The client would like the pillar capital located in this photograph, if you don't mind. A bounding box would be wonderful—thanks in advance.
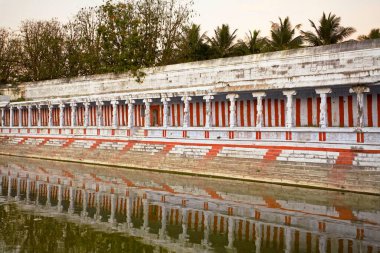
[161,97,171,103]
[226,93,239,101]
[110,99,119,105]
[16,105,23,110]
[283,90,297,96]
[70,101,77,107]
[349,86,370,94]
[59,103,65,109]
[203,95,214,101]
[252,92,266,98]
[143,98,153,104]
[83,101,91,107]
[181,96,192,102]
[95,100,104,106]
[315,88,332,94]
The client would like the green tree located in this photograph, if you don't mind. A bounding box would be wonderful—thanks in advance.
[267,17,303,51]
[64,7,102,77]
[235,29,266,55]
[177,24,210,62]
[0,29,22,84]
[302,12,356,46]
[20,19,66,81]
[208,24,238,58]
[358,28,380,40]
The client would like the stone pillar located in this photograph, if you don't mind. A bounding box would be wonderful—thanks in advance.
[143,99,152,127]
[9,106,13,127]
[111,99,119,128]
[252,92,266,128]
[48,104,53,127]
[161,97,171,127]
[227,216,235,249]
[27,105,32,127]
[203,95,214,128]
[37,104,41,127]
[59,103,65,127]
[83,101,90,127]
[319,235,327,253]
[17,106,22,127]
[0,107,4,127]
[127,99,135,128]
[35,181,40,205]
[159,205,167,239]
[142,199,149,230]
[95,192,101,222]
[70,102,77,127]
[96,100,104,127]
[316,88,332,128]
[350,86,370,128]
[227,94,239,127]
[0,176,2,196]
[283,90,297,128]
[181,96,192,128]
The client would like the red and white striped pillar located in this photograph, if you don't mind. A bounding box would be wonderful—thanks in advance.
[315,88,332,128]
[203,95,214,128]
[226,94,239,127]
[252,92,266,128]
[283,90,297,128]
[350,86,370,128]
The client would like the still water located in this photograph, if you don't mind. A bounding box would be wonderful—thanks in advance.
[0,155,379,253]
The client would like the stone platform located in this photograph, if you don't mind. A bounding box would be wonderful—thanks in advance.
[1,135,380,195]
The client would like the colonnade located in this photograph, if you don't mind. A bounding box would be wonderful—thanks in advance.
[0,86,373,129]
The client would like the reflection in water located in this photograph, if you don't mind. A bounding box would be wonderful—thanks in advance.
[0,155,380,253]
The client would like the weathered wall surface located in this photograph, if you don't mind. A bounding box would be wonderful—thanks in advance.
[1,40,380,101]
[1,135,380,194]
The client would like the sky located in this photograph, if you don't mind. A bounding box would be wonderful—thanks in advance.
[0,0,379,39]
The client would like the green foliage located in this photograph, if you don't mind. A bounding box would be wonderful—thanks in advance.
[358,28,380,41]
[208,24,238,58]
[235,29,266,55]
[267,17,303,51]
[302,12,356,46]
[177,24,211,62]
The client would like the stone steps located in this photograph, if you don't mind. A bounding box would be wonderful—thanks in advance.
[217,147,267,159]
[168,145,211,158]
[71,140,96,149]
[24,138,45,146]
[98,142,127,151]
[131,143,165,153]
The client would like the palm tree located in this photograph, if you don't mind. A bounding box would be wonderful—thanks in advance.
[267,17,303,51]
[358,28,380,40]
[208,24,238,58]
[235,29,266,55]
[302,12,356,46]
[177,24,210,62]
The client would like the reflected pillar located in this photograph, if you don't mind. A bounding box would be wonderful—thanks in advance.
[68,187,74,214]
[95,192,101,221]
[81,189,88,218]
[35,181,40,205]
[109,194,116,224]
[227,216,235,249]
[46,183,51,207]
[255,223,262,253]
[142,199,149,231]
[15,177,21,200]
[126,196,132,228]
[57,184,63,212]
[202,211,211,246]
[159,205,167,239]
[285,227,293,253]
[319,235,327,253]
[7,176,12,198]
[179,209,189,242]
[26,178,30,203]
